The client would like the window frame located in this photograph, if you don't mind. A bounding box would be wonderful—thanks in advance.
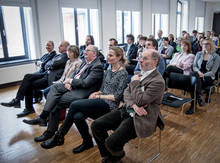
[176,0,183,37]
[0,6,29,62]
[116,10,141,44]
[62,7,97,47]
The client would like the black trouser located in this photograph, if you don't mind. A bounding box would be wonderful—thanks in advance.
[55,99,110,143]
[163,65,183,80]
[91,110,137,158]
[191,72,214,97]
[16,73,48,109]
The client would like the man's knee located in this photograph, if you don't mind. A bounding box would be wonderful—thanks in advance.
[91,119,101,133]
[73,112,85,122]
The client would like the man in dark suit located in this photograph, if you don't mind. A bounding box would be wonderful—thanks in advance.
[33,41,57,103]
[1,41,69,117]
[23,45,104,142]
[91,49,165,163]
[124,34,138,75]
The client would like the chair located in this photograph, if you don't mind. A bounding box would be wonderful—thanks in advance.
[129,116,163,162]
[162,72,197,135]
[203,66,220,111]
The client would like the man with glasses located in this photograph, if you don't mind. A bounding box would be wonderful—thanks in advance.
[23,45,104,135]
[134,38,165,76]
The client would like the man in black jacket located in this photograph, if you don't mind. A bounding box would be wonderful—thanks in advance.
[123,34,138,75]
[23,45,104,143]
[33,41,56,103]
[1,41,69,117]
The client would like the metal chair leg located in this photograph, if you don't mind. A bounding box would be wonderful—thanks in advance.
[148,129,161,163]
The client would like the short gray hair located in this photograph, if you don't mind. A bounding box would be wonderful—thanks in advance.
[47,41,54,47]
[90,45,99,56]
[151,50,160,66]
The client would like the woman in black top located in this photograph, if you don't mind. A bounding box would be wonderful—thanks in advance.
[39,46,128,153]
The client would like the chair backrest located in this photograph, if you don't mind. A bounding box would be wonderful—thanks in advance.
[168,72,196,92]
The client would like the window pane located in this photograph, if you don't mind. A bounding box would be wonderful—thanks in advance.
[2,6,25,57]
[132,11,141,41]
[62,8,76,45]
[195,17,204,33]
[116,10,122,44]
[177,1,182,12]
[182,1,188,31]
[0,33,3,58]
[90,9,99,48]
[24,7,36,59]
[155,14,160,39]
[124,11,131,42]
[161,14,168,37]
[177,14,181,37]
[77,8,88,46]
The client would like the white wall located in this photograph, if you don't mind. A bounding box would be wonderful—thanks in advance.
[36,0,63,54]
[0,63,36,85]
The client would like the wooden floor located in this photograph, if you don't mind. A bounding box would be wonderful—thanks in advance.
[0,86,220,163]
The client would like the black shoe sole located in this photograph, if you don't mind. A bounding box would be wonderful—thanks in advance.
[17,110,35,118]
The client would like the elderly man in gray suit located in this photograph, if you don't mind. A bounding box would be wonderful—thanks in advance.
[23,45,103,139]
[91,49,165,163]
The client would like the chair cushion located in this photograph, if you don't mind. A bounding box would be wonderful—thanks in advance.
[162,92,191,108]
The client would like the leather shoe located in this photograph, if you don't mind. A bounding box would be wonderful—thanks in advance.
[1,98,21,108]
[72,141,94,154]
[41,132,64,149]
[23,117,47,126]
[34,130,54,142]
[16,108,35,117]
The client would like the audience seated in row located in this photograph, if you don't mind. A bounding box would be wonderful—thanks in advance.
[1,41,69,117]
[38,46,128,154]
[22,45,103,128]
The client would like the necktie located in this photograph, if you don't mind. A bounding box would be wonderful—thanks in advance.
[74,63,88,79]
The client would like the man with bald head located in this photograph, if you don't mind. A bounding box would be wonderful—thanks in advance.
[91,49,165,162]
[23,45,104,142]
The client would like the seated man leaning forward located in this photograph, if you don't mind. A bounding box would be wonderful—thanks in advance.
[91,49,165,163]
[23,45,104,126]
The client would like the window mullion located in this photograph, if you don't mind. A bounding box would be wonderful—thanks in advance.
[20,7,28,58]
[122,11,124,44]
[74,8,79,46]
[87,8,91,35]
[0,6,9,60]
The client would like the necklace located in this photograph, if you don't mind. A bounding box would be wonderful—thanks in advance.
[112,65,121,72]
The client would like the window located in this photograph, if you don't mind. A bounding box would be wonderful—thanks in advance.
[152,14,168,38]
[176,0,188,37]
[0,6,35,62]
[176,0,182,37]
[116,10,141,44]
[62,8,99,48]
[195,17,204,33]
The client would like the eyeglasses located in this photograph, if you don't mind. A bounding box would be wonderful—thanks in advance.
[84,49,95,52]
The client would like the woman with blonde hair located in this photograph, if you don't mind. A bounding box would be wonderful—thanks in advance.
[186,39,220,114]
[39,46,128,153]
